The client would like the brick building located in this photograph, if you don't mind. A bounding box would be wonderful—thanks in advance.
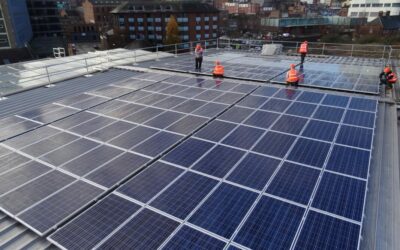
[111,2,219,45]
[224,2,261,15]
[82,0,123,31]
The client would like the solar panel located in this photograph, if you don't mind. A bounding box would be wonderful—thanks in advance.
[222,125,264,150]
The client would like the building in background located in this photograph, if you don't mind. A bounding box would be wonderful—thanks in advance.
[348,0,400,21]
[111,1,219,46]
[0,0,32,49]
[82,0,123,32]
[26,0,64,37]
[224,2,261,15]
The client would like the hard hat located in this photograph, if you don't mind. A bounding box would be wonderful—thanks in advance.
[196,43,201,49]
[304,40,308,43]
[384,67,391,73]
[290,64,295,68]
[215,60,220,65]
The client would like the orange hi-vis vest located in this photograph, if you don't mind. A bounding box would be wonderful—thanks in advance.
[213,65,224,76]
[299,43,308,53]
[387,72,397,83]
[286,69,299,82]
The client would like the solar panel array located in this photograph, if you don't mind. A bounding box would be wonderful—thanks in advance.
[152,56,381,94]
[0,71,374,249]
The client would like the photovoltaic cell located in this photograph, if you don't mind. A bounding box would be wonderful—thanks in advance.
[222,125,264,150]
[296,91,324,104]
[273,88,301,100]
[69,116,115,136]
[326,145,370,179]
[312,172,366,221]
[117,162,183,203]
[260,98,292,112]
[0,161,51,194]
[285,102,317,117]
[153,96,188,109]
[4,126,59,149]
[194,120,237,142]
[234,196,304,249]
[192,145,245,178]
[322,94,349,108]
[301,120,339,142]
[295,211,360,250]
[192,102,228,118]
[266,162,320,204]
[237,95,268,108]
[271,115,308,135]
[132,132,183,157]
[61,145,123,176]
[0,152,31,174]
[163,225,226,250]
[343,110,375,128]
[109,126,158,149]
[172,100,207,113]
[124,107,165,124]
[49,194,141,249]
[162,138,214,167]
[313,106,344,123]
[336,125,373,149]
[87,121,136,142]
[287,138,331,168]
[144,111,185,129]
[166,115,208,135]
[189,183,258,238]
[253,131,296,158]
[18,181,103,234]
[0,171,75,215]
[86,153,150,188]
[230,84,257,94]
[244,110,280,129]
[253,86,279,97]
[349,98,377,112]
[218,107,254,123]
[227,153,280,190]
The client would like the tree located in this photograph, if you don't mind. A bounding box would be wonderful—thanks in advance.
[165,15,180,45]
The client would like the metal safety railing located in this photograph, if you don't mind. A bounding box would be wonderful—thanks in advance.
[0,38,395,97]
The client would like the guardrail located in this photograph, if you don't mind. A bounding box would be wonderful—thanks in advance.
[0,38,395,98]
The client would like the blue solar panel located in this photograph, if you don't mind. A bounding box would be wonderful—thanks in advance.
[172,100,208,113]
[313,106,344,122]
[18,181,103,234]
[237,95,268,108]
[343,110,375,128]
[349,97,377,112]
[253,86,279,97]
[231,84,257,93]
[234,196,304,249]
[98,209,179,249]
[88,121,135,142]
[150,172,218,219]
[266,162,320,204]
[61,145,123,176]
[227,153,280,190]
[194,120,237,142]
[153,96,188,109]
[271,115,308,135]
[336,125,373,149]
[192,145,245,178]
[52,112,97,129]
[312,172,366,221]
[285,102,317,117]
[322,94,349,108]
[222,125,264,150]
[162,138,214,167]
[253,131,296,158]
[192,103,228,118]
[117,162,183,203]
[273,88,301,100]
[0,152,31,174]
[213,92,244,105]
[301,120,339,142]
[326,145,370,179]
[163,225,226,250]
[194,90,223,101]
[132,132,183,157]
[218,107,254,123]
[69,116,115,135]
[49,194,141,249]
[297,92,324,104]
[166,115,208,135]
[109,126,158,149]
[21,133,78,157]
[124,107,165,123]
[86,153,150,188]
[189,183,257,238]
[295,211,360,250]
[144,111,185,129]
[260,98,292,112]
[287,138,331,168]
[244,110,280,129]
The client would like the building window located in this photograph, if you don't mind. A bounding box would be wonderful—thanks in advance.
[129,35,135,40]
[148,26,154,31]
[165,17,170,22]
[366,4,371,7]
[156,26,162,31]
[128,18,134,23]
[156,35,162,40]
[360,4,366,7]
[129,26,135,31]
[196,17,201,22]
[138,26,144,31]
[350,12,358,16]
[179,26,188,31]
[204,16,209,21]
[212,16,218,21]
[118,17,124,22]
[358,12,368,17]
[205,25,209,30]
[393,3,400,7]
[196,25,201,31]
[177,17,188,22]
[155,18,161,22]
[369,12,379,17]
[205,34,209,39]
[352,4,359,7]
[371,3,383,7]
[196,34,201,40]
[212,25,217,30]
[147,18,154,22]
[213,33,217,38]
[137,18,143,23]
[148,34,155,39]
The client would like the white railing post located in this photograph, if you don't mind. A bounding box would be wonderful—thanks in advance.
[156,46,160,61]
[350,44,354,57]
[133,50,138,65]
[45,66,51,83]
[295,42,299,54]
[205,41,207,51]
[228,38,231,49]
[85,58,89,73]
[382,46,386,59]
[322,43,325,55]
[190,42,193,54]
[216,38,219,50]
[174,44,178,57]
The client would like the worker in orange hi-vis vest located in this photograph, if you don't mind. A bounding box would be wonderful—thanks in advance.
[299,41,308,64]
[213,61,224,77]
[286,64,299,86]
[379,66,398,89]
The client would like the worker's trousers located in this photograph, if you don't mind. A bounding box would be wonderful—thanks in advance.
[195,57,203,69]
